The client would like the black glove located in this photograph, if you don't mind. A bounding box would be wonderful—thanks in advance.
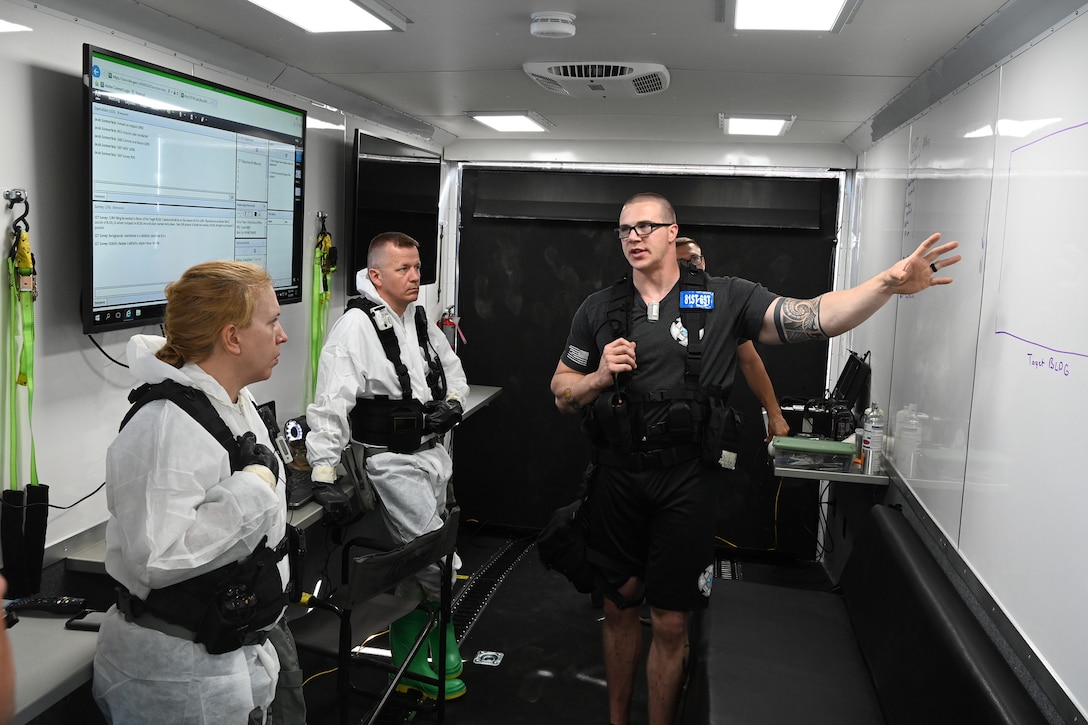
[423,399,463,435]
[311,478,354,525]
[237,431,280,484]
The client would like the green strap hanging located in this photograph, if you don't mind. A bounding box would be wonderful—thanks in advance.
[308,214,336,404]
[7,227,38,490]
[3,200,48,598]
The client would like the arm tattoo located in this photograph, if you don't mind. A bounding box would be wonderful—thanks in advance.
[774,296,826,343]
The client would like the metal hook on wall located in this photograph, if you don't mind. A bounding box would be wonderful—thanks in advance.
[5,188,29,233]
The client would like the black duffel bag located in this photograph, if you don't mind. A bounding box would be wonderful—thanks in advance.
[537,496,596,593]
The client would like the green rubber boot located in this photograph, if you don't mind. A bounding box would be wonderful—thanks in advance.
[426,613,464,679]
[389,608,467,701]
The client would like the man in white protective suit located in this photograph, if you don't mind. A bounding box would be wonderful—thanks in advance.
[93,261,299,724]
[306,231,469,701]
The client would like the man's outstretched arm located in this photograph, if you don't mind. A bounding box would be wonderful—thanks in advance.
[758,232,961,344]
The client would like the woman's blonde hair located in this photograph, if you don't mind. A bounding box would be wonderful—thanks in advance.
[156,261,272,368]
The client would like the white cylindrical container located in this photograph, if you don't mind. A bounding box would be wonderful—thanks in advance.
[898,404,922,477]
[862,403,885,475]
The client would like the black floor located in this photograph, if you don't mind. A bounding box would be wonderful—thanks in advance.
[298,525,832,725]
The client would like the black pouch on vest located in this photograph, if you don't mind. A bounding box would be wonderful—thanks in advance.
[589,392,634,453]
[387,405,425,453]
[701,401,743,470]
[192,538,288,654]
[665,401,697,441]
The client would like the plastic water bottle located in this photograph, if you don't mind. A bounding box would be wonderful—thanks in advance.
[893,405,908,456]
[862,403,885,475]
[898,404,922,477]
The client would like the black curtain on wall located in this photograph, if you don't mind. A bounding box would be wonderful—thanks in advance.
[451,169,838,558]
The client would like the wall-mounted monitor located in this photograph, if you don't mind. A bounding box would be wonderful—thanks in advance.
[82,44,306,333]
[348,130,440,295]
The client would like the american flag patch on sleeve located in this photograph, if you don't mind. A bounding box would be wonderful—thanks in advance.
[566,345,590,367]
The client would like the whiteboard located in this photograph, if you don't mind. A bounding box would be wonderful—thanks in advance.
[962,16,1088,714]
[860,10,1088,716]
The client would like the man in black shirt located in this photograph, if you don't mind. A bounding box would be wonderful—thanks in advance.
[550,192,960,725]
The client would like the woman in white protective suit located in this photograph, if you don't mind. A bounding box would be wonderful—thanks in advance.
[92,261,297,724]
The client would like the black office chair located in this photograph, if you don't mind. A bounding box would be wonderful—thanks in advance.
[289,507,460,725]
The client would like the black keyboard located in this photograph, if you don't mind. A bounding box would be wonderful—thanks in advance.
[287,468,313,508]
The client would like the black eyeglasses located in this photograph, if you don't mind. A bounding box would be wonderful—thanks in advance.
[681,254,704,266]
[615,222,673,239]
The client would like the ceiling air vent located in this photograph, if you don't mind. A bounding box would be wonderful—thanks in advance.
[523,62,670,99]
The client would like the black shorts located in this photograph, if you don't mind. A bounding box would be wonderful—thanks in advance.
[586,458,721,612]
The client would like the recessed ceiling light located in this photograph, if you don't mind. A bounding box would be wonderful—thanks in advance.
[469,112,553,133]
[725,0,862,32]
[244,0,407,32]
[719,113,796,136]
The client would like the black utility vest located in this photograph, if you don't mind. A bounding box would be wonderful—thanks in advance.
[345,297,448,450]
[585,267,726,460]
[118,380,289,654]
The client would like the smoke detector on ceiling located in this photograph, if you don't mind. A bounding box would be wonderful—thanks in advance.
[523,62,670,98]
[530,12,576,38]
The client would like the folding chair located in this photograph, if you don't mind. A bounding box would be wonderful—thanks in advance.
[289,507,460,725]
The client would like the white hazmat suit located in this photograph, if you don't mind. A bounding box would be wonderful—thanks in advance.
[306,271,468,595]
[93,335,288,724]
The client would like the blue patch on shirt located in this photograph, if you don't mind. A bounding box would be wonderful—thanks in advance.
[679,290,715,310]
